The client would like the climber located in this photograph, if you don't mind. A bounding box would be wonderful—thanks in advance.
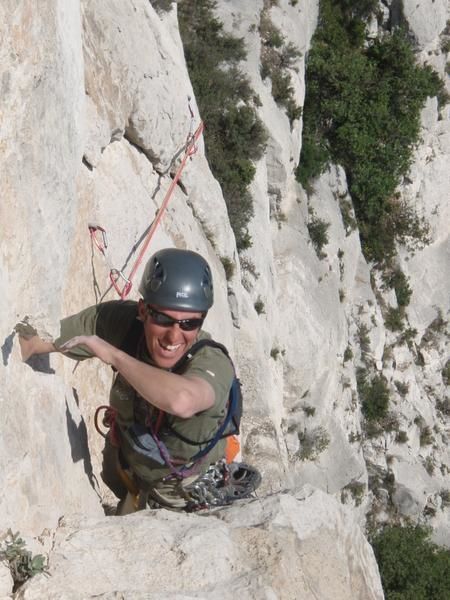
[18,248,260,513]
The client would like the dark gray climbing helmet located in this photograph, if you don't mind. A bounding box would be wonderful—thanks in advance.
[139,248,213,312]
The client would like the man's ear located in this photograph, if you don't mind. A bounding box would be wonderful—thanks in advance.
[137,299,147,321]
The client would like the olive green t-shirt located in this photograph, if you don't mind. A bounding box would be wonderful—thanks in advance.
[55,301,234,479]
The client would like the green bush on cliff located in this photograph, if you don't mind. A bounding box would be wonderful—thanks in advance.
[178,0,267,250]
[371,525,450,599]
[296,0,443,263]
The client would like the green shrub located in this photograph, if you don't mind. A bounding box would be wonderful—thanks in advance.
[150,0,173,12]
[0,530,48,589]
[357,323,371,355]
[296,0,443,263]
[420,425,434,446]
[302,405,316,417]
[442,360,450,385]
[178,0,267,250]
[436,398,450,416]
[397,327,418,347]
[441,37,450,53]
[270,346,280,360]
[382,268,412,307]
[395,430,408,444]
[424,456,435,476]
[394,380,409,397]
[259,10,302,125]
[371,525,450,600]
[297,426,330,460]
[385,306,405,332]
[220,256,235,280]
[343,345,353,362]
[254,297,265,315]
[342,480,365,506]
[357,370,390,421]
[307,213,330,257]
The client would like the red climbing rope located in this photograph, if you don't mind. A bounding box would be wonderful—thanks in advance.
[110,119,205,299]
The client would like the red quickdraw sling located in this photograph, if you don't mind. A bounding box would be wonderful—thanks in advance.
[89,104,204,300]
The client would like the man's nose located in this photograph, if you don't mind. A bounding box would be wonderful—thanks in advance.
[165,323,182,338]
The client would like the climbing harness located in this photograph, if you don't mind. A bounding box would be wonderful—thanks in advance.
[89,101,204,300]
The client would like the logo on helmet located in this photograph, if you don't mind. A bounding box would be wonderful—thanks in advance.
[176,291,189,298]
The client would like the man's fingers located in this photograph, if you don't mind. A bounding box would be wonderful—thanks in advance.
[59,337,83,351]
[14,320,38,340]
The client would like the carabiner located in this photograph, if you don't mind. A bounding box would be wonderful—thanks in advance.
[110,268,132,299]
[88,224,108,256]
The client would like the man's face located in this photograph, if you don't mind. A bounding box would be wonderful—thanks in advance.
[138,300,203,369]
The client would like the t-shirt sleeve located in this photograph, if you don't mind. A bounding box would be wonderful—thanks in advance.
[54,301,136,361]
[183,345,235,412]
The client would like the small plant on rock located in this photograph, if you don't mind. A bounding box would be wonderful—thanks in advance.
[220,256,235,280]
[270,346,280,360]
[357,370,390,422]
[297,426,330,461]
[342,480,365,506]
[395,430,408,444]
[307,212,330,258]
[357,323,371,357]
[420,425,434,447]
[442,360,450,385]
[0,530,48,589]
[394,380,409,397]
[384,306,405,332]
[302,405,316,417]
[382,267,412,307]
[254,297,266,315]
[343,345,353,362]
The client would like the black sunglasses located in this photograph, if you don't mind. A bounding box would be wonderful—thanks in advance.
[146,306,204,332]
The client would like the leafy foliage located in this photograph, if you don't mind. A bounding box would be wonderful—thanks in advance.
[371,525,450,599]
[259,11,303,124]
[297,426,330,460]
[296,0,443,263]
[307,212,330,258]
[382,268,412,307]
[357,368,390,421]
[178,0,267,249]
[0,530,48,588]
[254,297,266,315]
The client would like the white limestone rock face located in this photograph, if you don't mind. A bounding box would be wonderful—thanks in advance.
[0,1,104,535]
[0,0,84,334]
[1,0,236,535]
[0,560,13,599]
[378,95,450,543]
[402,0,448,49]
[81,0,195,170]
[17,488,383,600]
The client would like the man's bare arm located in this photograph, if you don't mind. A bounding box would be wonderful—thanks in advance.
[19,336,57,362]
[60,335,215,418]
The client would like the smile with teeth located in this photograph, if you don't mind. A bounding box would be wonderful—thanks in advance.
[159,340,182,352]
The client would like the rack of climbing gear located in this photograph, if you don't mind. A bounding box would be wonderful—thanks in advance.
[89,100,204,300]
[184,460,262,511]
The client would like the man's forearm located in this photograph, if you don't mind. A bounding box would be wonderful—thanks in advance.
[19,336,57,362]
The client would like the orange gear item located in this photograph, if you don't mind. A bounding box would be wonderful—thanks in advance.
[225,435,240,464]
